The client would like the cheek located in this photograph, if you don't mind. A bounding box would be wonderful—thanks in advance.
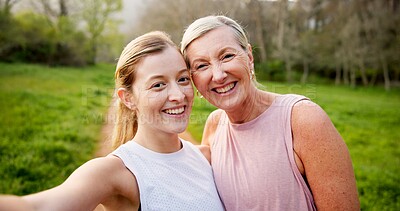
[192,73,209,91]
[183,86,194,101]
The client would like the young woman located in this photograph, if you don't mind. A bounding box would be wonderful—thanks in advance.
[0,31,224,211]
[181,15,360,210]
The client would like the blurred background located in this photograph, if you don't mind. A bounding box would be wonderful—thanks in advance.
[1,0,399,87]
[0,0,399,210]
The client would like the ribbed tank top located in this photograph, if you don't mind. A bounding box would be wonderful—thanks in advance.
[112,139,224,211]
[211,94,316,210]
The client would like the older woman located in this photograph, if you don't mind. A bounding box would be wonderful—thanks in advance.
[181,15,360,211]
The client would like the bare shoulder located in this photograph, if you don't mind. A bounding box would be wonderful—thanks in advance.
[291,99,344,164]
[65,156,138,198]
[291,100,345,150]
[201,109,224,146]
[291,100,329,132]
[291,100,360,210]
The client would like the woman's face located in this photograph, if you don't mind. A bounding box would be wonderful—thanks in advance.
[185,26,254,111]
[132,46,193,135]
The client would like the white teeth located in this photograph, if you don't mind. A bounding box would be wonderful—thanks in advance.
[215,83,234,93]
[164,107,185,115]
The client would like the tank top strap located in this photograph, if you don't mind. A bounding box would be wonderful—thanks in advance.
[280,94,316,209]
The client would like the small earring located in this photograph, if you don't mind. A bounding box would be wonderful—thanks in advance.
[196,90,203,99]
[249,68,255,80]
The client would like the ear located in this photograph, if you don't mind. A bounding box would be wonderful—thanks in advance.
[246,44,254,68]
[117,88,135,110]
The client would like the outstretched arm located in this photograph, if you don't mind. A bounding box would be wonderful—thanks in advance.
[0,195,33,211]
[0,156,137,211]
[292,101,360,211]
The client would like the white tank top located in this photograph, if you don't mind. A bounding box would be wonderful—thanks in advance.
[112,139,224,211]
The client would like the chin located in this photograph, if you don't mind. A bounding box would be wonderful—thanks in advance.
[212,98,242,111]
[169,127,187,135]
[167,122,189,134]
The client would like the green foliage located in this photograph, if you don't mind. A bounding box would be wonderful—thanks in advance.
[188,96,216,142]
[188,81,400,210]
[0,0,123,66]
[255,60,286,82]
[81,0,123,65]
[0,12,90,66]
[0,63,114,194]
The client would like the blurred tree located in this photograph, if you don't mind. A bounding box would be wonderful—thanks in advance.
[361,0,398,90]
[248,0,267,62]
[2,0,398,86]
[0,0,19,14]
[81,0,122,65]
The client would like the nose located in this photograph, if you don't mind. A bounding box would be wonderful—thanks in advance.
[211,64,227,83]
[168,83,185,102]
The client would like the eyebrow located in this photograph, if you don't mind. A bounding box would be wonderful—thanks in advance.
[190,46,237,64]
[147,68,189,81]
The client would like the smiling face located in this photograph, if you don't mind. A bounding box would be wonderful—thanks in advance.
[131,46,193,135]
[185,26,254,112]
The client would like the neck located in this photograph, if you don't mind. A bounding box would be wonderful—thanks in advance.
[225,89,276,124]
[133,127,182,153]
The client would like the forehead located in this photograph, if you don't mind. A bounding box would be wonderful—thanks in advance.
[135,46,187,81]
[186,26,240,57]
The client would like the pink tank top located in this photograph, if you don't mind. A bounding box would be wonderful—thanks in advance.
[211,94,316,210]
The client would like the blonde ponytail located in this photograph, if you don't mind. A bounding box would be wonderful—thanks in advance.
[111,101,138,150]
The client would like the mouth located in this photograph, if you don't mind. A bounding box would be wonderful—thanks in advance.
[162,106,186,115]
[212,82,236,94]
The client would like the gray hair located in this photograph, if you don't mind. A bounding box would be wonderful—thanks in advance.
[180,15,249,66]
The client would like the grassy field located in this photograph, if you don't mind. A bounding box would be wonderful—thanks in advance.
[0,63,399,210]
[0,63,114,194]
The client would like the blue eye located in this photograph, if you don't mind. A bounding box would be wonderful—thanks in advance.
[178,76,191,83]
[151,82,165,89]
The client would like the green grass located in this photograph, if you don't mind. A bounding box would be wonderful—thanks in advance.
[188,82,400,210]
[0,63,399,210]
[0,62,114,194]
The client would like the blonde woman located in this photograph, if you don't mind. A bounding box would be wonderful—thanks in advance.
[181,15,360,211]
[0,31,224,211]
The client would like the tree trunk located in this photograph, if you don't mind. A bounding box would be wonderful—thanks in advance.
[350,64,356,88]
[301,58,309,84]
[358,58,369,86]
[343,60,349,85]
[285,56,292,83]
[249,0,267,62]
[59,0,68,17]
[277,0,288,53]
[90,38,97,65]
[380,54,391,91]
[335,61,341,85]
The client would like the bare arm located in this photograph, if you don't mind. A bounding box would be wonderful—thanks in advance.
[0,195,34,211]
[0,156,138,211]
[292,101,360,211]
[201,109,223,147]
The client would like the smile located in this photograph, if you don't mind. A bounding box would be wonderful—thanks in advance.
[213,82,236,94]
[163,106,185,115]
